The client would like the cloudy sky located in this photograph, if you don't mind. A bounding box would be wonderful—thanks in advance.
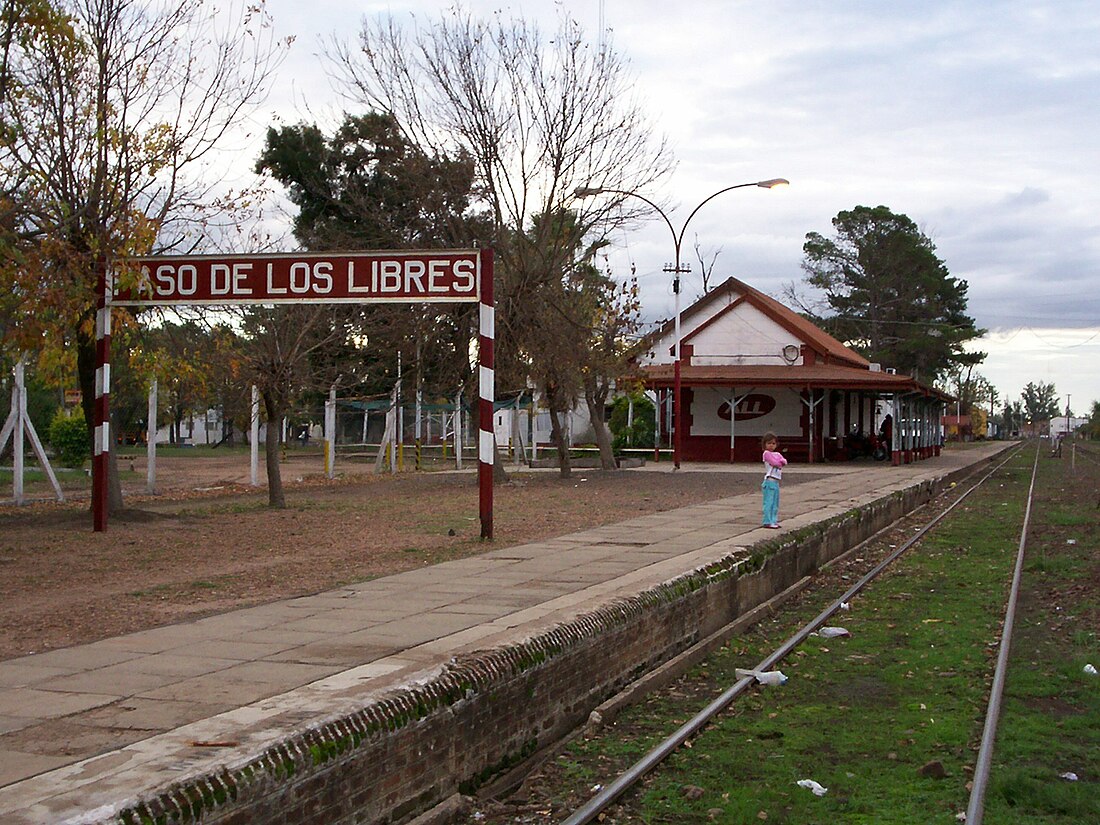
[237,0,1100,414]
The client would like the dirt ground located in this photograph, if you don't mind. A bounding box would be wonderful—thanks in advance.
[0,451,771,661]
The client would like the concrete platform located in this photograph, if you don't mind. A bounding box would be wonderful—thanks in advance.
[0,445,1010,824]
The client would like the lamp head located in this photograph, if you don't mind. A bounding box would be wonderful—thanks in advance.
[756,178,790,189]
[573,186,604,198]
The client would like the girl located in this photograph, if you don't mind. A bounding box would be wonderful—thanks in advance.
[761,432,787,528]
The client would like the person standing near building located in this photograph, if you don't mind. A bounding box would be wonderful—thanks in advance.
[761,432,787,529]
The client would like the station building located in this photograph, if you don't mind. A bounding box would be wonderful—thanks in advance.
[637,277,950,464]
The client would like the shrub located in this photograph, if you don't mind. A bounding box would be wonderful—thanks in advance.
[48,410,90,469]
[609,394,656,452]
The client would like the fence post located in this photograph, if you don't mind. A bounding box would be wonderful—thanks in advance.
[415,385,423,471]
[147,379,157,493]
[250,385,260,486]
[455,389,463,470]
[325,385,336,479]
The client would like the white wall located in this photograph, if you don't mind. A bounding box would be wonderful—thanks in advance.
[689,303,801,367]
[690,388,803,437]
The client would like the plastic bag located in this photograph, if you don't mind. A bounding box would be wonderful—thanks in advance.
[736,668,788,686]
[797,779,828,796]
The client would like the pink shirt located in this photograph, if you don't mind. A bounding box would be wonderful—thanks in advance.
[763,449,787,481]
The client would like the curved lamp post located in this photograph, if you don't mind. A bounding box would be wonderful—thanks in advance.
[575,178,789,468]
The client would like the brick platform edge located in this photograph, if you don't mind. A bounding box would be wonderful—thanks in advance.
[101,463,982,825]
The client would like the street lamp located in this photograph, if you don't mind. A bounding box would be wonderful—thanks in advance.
[574,178,789,468]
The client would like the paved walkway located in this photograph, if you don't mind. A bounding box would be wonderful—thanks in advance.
[0,445,1008,823]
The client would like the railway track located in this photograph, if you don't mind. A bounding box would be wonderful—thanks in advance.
[458,442,1098,824]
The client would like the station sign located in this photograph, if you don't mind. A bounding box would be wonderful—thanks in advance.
[109,250,482,306]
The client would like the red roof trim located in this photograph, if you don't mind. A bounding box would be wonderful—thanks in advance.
[658,276,870,371]
[640,362,952,400]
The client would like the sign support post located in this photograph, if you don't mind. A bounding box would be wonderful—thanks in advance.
[478,247,494,539]
[93,263,112,531]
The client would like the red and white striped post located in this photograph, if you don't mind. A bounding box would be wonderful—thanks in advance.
[93,262,112,532]
[478,247,494,539]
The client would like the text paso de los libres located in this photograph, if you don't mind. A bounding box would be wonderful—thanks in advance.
[111,251,482,305]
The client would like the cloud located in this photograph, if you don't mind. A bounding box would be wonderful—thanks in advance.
[252,0,1100,407]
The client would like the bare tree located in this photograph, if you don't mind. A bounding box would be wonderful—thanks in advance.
[327,7,672,475]
[693,235,723,296]
[237,304,361,508]
[1,0,287,512]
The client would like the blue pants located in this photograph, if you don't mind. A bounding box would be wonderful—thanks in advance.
[762,479,780,525]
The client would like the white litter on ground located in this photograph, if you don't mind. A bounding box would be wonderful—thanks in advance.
[797,779,828,796]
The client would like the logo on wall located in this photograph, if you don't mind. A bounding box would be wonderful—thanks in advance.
[717,393,776,421]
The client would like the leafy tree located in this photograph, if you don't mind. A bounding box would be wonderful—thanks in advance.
[1020,381,1060,425]
[255,112,486,402]
[1001,400,1025,437]
[800,205,984,382]
[140,321,222,444]
[1086,400,1100,440]
[939,366,997,419]
[1,0,285,513]
[256,112,482,252]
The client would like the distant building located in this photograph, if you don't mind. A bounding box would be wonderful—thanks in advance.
[1049,416,1088,438]
[943,414,973,441]
[637,277,951,464]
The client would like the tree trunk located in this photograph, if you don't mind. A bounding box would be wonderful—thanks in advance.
[262,389,286,508]
[546,393,571,478]
[585,385,617,470]
[492,435,509,483]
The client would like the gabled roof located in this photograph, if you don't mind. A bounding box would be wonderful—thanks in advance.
[657,276,870,370]
[643,276,952,401]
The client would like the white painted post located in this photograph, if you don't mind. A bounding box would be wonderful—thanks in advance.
[892,395,902,463]
[1,358,63,502]
[325,385,336,479]
[415,384,423,471]
[513,395,522,468]
[13,359,25,504]
[20,398,63,502]
[0,379,17,470]
[529,394,536,461]
[396,351,403,471]
[389,400,398,475]
[373,391,396,474]
[250,385,259,486]
[147,379,157,494]
[654,390,661,460]
[361,409,369,446]
[729,391,736,462]
[454,390,463,470]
